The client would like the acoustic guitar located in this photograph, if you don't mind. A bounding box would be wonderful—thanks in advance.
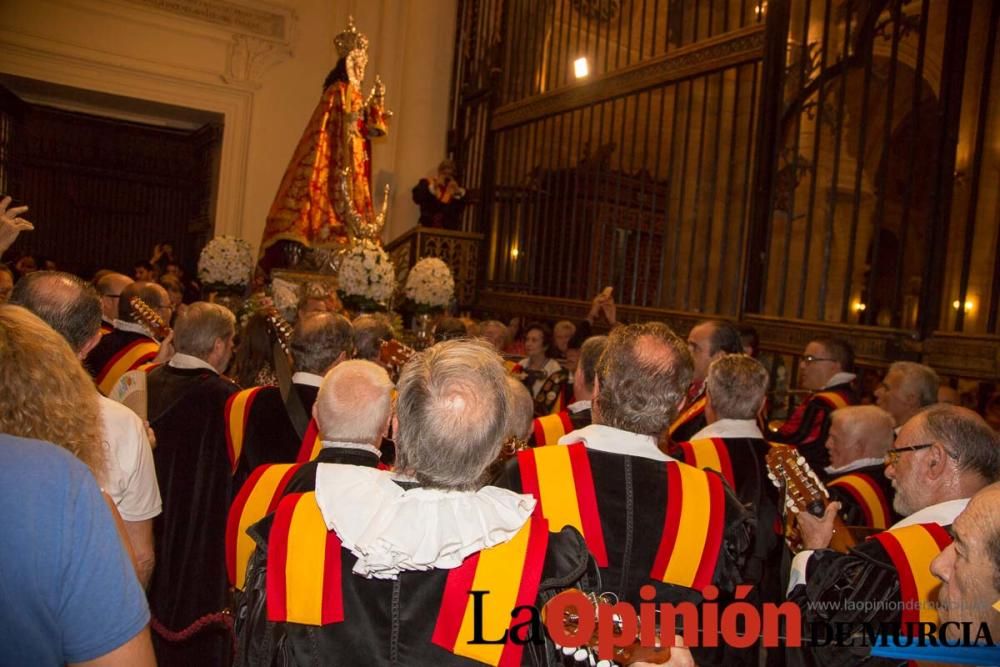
[765,446,858,554]
[129,296,171,341]
[542,589,673,665]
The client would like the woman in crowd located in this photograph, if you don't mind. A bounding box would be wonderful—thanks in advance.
[517,321,562,402]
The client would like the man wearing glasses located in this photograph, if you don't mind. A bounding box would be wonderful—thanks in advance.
[770,337,858,473]
[786,405,1000,665]
[95,272,133,336]
[86,281,171,395]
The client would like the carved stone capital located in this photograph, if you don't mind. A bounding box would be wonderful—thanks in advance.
[223,33,293,87]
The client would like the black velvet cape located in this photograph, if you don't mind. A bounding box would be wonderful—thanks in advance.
[147,364,239,666]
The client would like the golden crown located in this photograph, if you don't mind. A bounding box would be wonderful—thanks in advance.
[334,16,369,59]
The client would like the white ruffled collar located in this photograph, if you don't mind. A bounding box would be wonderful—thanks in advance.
[314,464,536,579]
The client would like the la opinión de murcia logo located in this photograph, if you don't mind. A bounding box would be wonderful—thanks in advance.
[464,585,997,662]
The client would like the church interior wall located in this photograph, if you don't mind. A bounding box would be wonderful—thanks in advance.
[0,0,457,260]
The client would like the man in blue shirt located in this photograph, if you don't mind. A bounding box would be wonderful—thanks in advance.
[0,434,154,666]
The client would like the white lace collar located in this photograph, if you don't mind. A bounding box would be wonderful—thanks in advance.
[314,465,535,579]
[567,399,591,414]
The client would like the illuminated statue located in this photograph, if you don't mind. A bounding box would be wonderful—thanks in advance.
[258,17,391,273]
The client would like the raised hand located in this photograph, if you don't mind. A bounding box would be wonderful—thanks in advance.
[0,196,34,255]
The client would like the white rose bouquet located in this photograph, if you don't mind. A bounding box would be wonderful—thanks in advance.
[404,257,455,313]
[337,239,396,312]
[198,236,254,294]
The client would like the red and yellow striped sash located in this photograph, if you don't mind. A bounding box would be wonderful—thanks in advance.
[224,387,266,473]
[432,515,549,666]
[226,462,304,589]
[828,473,891,529]
[96,339,159,395]
[871,523,952,632]
[517,443,608,566]
[650,462,726,592]
[296,418,322,463]
[669,393,707,437]
[677,438,735,489]
[814,390,851,411]
[266,492,344,625]
[532,411,574,447]
[548,388,566,415]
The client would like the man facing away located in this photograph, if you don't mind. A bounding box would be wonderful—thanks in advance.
[676,353,782,603]
[237,340,598,665]
[226,312,354,479]
[146,302,238,667]
[87,280,172,395]
[497,322,755,666]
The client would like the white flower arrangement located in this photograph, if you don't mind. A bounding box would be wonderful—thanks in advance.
[404,257,455,310]
[337,239,396,308]
[198,236,255,293]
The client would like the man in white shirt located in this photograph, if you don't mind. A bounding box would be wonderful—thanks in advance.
[10,271,162,587]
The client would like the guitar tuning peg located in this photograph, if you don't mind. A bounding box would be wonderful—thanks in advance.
[563,646,576,656]
[596,661,613,667]
[796,456,806,465]
[573,648,590,661]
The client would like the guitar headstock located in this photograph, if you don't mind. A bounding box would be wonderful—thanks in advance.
[263,308,293,357]
[766,446,829,518]
[379,338,415,369]
[542,589,672,665]
[129,296,171,340]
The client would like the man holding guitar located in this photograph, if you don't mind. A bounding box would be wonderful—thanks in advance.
[786,405,1000,666]
[87,281,173,395]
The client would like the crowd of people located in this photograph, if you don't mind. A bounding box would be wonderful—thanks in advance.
[1,196,1000,667]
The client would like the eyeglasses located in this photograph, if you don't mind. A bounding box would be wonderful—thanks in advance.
[884,443,933,466]
[801,354,837,364]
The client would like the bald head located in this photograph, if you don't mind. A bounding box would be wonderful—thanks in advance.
[826,405,895,469]
[96,272,133,320]
[314,360,393,445]
[10,271,102,354]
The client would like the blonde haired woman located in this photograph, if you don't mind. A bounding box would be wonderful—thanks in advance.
[0,304,106,478]
[0,305,140,572]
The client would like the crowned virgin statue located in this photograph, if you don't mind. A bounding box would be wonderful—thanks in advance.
[258,17,391,274]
